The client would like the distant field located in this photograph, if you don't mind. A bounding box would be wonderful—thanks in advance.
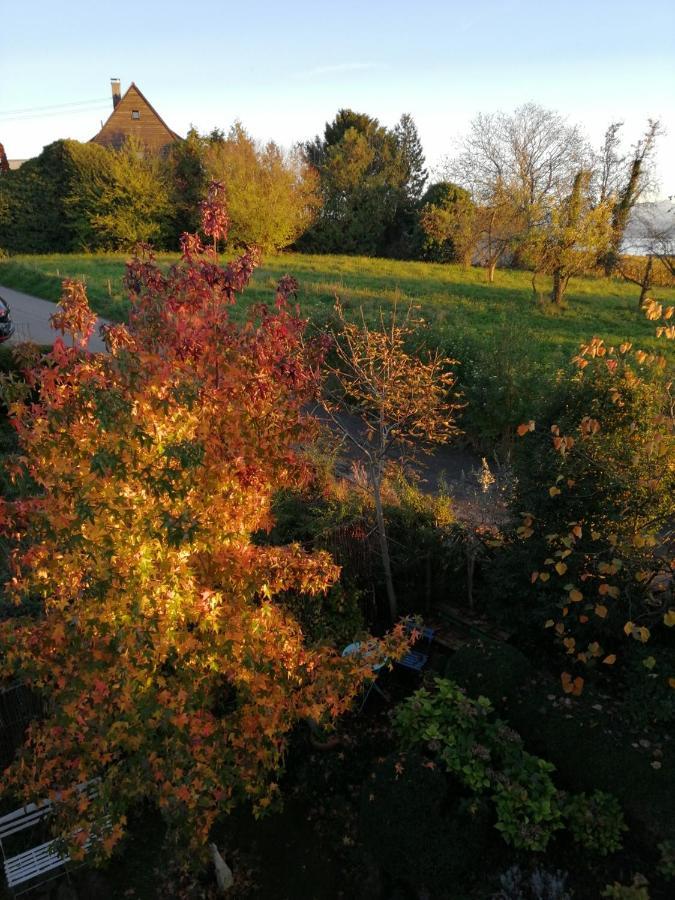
[0,251,673,372]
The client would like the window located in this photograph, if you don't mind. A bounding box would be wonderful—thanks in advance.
[131,110,140,120]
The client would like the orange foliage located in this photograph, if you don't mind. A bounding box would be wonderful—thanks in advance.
[0,197,409,857]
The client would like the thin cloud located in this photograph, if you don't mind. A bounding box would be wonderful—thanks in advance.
[291,62,384,80]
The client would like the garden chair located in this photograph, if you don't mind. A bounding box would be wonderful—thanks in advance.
[396,623,436,674]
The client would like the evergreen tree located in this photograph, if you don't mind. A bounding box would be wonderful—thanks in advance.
[300,109,424,257]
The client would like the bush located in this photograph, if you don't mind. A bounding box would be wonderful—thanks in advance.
[601,874,650,899]
[507,678,675,842]
[0,139,172,253]
[204,123,320,252]
[563,790,627,855]
[510,340,675,700]
[442,638,531,709]
[359,751,490,894]
[395,678,565,851]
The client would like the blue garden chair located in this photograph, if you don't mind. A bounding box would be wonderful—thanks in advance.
[396,623,436,673]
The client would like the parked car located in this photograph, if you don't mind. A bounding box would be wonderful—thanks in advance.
[0,294,14,344]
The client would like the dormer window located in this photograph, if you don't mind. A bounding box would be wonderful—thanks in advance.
[131,110,140,120]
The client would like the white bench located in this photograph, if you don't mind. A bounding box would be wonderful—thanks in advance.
[0,782,104,896]
[0,798,67,895]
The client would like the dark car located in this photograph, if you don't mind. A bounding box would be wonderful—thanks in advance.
[0,294,14,344]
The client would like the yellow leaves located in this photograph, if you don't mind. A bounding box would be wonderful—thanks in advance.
[587,642,602,658]
[563,637,576,653]
[664,610,675,627]
[669,678,675,690]
[544,619,555,629]
[549,486,561,497]
[539,572,550,583]
[518,513,535,540]
[603,654,617,666]
[568,588,583,603]
[598,583,620,598]
[624,622,650,642]
[555,562,568,576]
[561,672,584,696]
[555,622,566,635]
[517,421,535,436]
[595,604,608,619]
[642,656,657,670]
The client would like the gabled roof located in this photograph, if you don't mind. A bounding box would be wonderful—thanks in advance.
[91,82,181,155]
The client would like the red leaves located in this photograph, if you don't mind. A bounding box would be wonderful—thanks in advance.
[50,280,98,349]
[0,205,408,857]
[199,180,230,244]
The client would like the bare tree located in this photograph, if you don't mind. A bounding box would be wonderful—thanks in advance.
[319,303,460,621]
[595,122,626,204]
[445,103,589,228]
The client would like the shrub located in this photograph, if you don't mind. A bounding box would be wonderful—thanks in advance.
[657,839,675,880]
[394,678,564,851]
[513,340,675,696]
[442,639,531,708]
[563,790,627,855]
[204,123,320,252]
[601,874,650,899]
[359,751,490,893]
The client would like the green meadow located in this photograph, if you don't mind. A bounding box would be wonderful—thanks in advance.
[1,252,673,373]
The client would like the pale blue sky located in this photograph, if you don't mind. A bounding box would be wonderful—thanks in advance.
[1,0,674,195]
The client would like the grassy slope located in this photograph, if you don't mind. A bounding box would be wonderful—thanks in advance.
[0,251,673,370]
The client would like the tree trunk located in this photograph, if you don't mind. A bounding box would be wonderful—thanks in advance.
[638,256,654,307]
[370,469,397,623]
[488,258,497,283]
[551,269,566,305]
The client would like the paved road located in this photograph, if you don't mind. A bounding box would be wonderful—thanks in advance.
[0,284,109,353]
[0,285,506,521]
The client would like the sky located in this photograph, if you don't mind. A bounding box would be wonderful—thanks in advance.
[1,0,674,197]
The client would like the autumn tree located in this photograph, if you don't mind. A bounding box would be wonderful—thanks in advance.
[202,122,320,252]
[318,303,460,621]
[601,120,661,275]
[0,191,408,861]
[418,179,524,280]
[417,182,476,264]
[515,339,674,697]
[529,171,613,305]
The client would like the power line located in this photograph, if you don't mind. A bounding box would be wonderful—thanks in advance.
[0,104,111,124]
[0,97,110,116]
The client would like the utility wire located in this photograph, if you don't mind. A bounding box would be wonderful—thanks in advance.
[0,97,110,116]
[0,104,111,124]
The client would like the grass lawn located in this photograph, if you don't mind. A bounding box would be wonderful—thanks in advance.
[1,251,673,374]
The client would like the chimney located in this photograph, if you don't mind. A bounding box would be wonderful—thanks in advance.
[111,78,121,109]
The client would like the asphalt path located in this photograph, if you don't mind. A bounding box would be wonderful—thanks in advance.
[0,284,109,353]
[0,285,502,521]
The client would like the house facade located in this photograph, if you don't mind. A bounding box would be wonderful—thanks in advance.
[91,79,181,156]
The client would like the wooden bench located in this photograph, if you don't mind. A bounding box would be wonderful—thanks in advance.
[0,782,103,896]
